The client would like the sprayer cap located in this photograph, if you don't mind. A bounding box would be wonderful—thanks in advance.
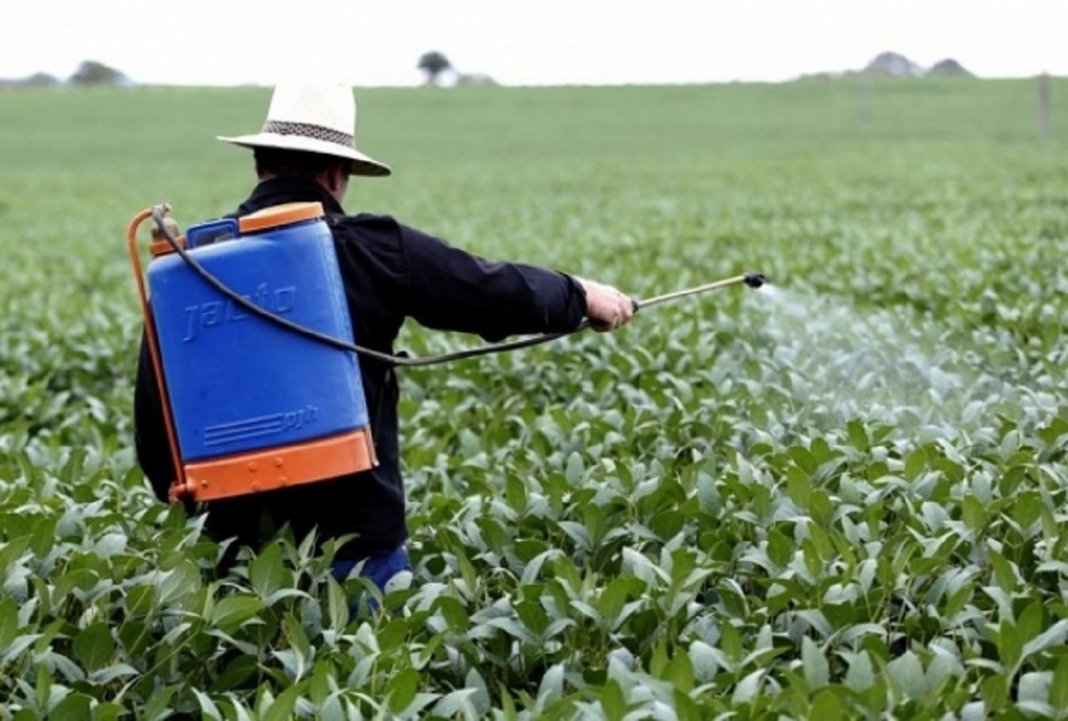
[238,202,324,234]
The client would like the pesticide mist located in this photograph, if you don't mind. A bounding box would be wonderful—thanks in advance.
[737,284,1060,446]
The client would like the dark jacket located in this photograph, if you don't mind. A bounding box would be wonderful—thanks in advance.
[135,177,587,559]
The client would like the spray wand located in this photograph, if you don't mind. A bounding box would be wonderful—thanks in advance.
[147,204,765,369]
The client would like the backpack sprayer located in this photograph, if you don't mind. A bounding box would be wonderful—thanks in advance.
[127,203,765,504]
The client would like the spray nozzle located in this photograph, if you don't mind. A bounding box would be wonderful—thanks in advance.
[743,272,767,289]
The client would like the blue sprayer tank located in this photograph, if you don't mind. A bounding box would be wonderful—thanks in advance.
[143,202,376,502]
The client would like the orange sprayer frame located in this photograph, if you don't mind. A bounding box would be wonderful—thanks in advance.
[127,206,377,504]
[127,207,187,502]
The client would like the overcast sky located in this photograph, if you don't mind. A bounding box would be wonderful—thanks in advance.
[2,0,1064,86]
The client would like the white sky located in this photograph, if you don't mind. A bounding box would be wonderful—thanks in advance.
[1,0,1064,86]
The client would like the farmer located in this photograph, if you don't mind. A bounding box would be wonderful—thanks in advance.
[134,84,633,591]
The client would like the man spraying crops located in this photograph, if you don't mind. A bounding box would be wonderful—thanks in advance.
[133,84,634,591]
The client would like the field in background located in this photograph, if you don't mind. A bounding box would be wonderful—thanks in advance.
[1,78,1067,718]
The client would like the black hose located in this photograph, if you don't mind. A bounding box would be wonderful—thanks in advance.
[150,205,587,368]
[150,206,760,369]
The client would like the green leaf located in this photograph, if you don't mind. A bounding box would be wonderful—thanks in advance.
[515,599,549,636]
[1017,599,1043,643]
[209,595,265,633]
[227,698,256,721]
[786,466,811,509]
[1012,491,1043,529]
[91,702,123,721]
[921,501,949,532]
[997,621,1023,672]
[0,596,18,650]
[51,692,92,721]
[87,664,137,685]
[1021,619,1068,662]
[193,689,223,721]
[599,680,627,721]
[989,551,1018,591]
[565,452,584,484]
[789,446,818,474]
[675,689,702,721]
[844,651,874,691]
[325,576,349,632]
[1018,671,1051,707]
[537,664,565,707]
[35,664,52,714]
[810,689,846,720]
[389,668,421,714]
[212,655,258,693]
[2,633,40,664]
[432,689,477,718]
[720,622,743,663]
[319,695,346,721]
[72,623,113,672]
[125,584,155,616]
[277,619,311,683]
[435,596,469,632]
[801,636,829,689]
[598,577,636,624]
[464,667,491,715]
[961,495,985,530]
[766,528,793,568]
[809,489,834,527]
[263,683,304,721]
[981,674,1007,711]
[0,536,31,577]
[143,686,178,721]
[904,447,927,481]
[505,474,527,512]
[1051,655,1068,711]
[157,560,201,605]
[29,517,57,559]
[249,542,285,598]
[667,651,695,692]
[696,471,721,514]
[847,421,869,451]
[689,641,719,683]
[887,651,926,700]
[732,670,764,703]
[486,616,536,644]
[810,438,835,464]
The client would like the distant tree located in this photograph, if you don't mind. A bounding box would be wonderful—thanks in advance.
[70,60,128,86]
[23,72,60,87]
[863,52,922,78]
[417,51,452,86]
[927,59,974,78]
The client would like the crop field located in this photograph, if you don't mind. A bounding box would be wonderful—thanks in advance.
[1,77,1067,719]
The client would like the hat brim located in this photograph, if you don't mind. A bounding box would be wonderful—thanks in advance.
[218,132,392,177]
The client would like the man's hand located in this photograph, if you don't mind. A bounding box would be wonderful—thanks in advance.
[576,277,635,332]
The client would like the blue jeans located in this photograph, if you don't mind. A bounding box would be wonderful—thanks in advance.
[331,545,411,593]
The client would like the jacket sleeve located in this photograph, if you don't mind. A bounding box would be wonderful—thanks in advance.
[397,224,588,341]
[134,332,177,503]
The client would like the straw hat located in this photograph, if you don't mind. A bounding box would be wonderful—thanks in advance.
[218,84,391,177]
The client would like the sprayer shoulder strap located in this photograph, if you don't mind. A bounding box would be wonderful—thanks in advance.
[321,210,402,438]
